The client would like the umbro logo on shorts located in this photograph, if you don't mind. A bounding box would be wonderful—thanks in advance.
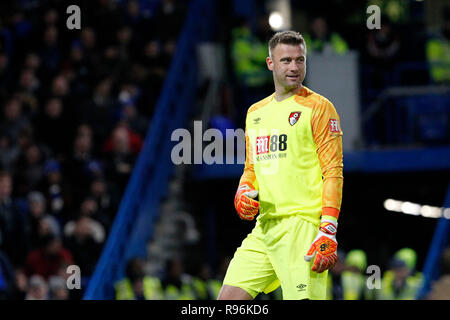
[296,284,307,292]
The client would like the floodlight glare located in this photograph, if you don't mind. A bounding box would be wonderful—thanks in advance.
[269,12,283,30]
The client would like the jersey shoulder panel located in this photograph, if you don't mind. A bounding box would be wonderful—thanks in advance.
[247,93,274,115]
[293,86,323,109]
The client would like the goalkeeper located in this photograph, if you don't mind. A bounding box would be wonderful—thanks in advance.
[218,31,343,300]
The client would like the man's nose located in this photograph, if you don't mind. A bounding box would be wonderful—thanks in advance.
[289,61,299,71]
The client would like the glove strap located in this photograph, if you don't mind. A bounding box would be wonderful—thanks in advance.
[238,182,256,191]
[319,220,337,236]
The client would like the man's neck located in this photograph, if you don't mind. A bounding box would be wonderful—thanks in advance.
[274,85,303,102]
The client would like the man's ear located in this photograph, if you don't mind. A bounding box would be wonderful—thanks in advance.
[266,56,273,71]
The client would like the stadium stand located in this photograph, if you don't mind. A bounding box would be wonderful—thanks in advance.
[0,0,448,301]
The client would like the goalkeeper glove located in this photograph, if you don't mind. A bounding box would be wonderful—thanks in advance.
[304,218,338,273]
[234,183,259,220]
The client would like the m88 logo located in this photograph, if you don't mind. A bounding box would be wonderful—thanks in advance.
[256,134,287,155]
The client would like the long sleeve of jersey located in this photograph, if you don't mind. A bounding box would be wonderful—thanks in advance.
[311,98,344,218]
[238,127,258,190]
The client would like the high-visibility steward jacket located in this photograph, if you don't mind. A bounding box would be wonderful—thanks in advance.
[327,272,375,300]
[115,276,163,300]
[231,26,272,88]
[207,279,222,300]
[192,277,222,300]
[426,35,450,83]
[303,33,349,55]
[341,271,366,300]
[163,276,196,300]
[379,271,423,300]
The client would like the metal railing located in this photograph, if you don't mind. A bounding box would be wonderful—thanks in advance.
[361,84,450,147]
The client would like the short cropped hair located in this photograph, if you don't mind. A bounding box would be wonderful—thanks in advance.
[268,31,306,57]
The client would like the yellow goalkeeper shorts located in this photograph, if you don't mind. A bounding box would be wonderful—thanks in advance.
[223,214,328,300]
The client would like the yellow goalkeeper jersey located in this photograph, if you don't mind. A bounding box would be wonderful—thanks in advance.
[239,86,343,225]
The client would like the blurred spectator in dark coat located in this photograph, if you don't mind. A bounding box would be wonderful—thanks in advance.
[0,97,31,144]
[160,38,177,70]
[118,104,149,138]
[50,74,70,100]
[26,191,61,250]
[0,171,30,267]
[79,196,111,230]
[64,124,98,209]
[0,130,20,173]
[136,40,166,116]
[14,143,48,197]
[15,68,40,113]
[37,160,69,220]
[16,67,40,95]
[38,26,62,78]
[114,25,136,63]
[30,7,64,54]
[63,215,104,276]
[0,52,13,99]
[79,27,101,68]
[89,177,117,220]
[65,41,93,99]
[79,78,116,145]
[9,10,33,63]
[47,74,77,120]
[120,104,149,137]
[33,97,72,157]
[25,234,73,280]
[98,43,123,79]
[22,53,42,79]
[102,124,142,194]
[0,249,16,299]
[115,80,149,135]
[16,126,34,155]
[11,268,27,300]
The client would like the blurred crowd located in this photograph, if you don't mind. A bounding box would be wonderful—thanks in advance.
[0,0,448,301]
[227,4,450,125]
[327,246,450,300]
[0,0,187,299]
[116,246,450,300]
[115,256,230,300]
[326,247,423,300]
